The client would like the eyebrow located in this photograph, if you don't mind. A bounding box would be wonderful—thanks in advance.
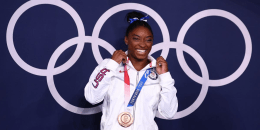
[132,34,153,38]
[132,34,140,37]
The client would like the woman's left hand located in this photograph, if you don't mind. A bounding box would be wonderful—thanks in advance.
[156,56,168,75]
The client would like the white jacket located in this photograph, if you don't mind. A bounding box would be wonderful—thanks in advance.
[84,55,178,130]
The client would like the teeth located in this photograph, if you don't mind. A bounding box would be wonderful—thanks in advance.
[137,49,145,53]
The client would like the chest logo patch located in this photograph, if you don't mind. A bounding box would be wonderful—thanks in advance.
[149,68,158,80]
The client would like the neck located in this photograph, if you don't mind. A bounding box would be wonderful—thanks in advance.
[128,56,149,71]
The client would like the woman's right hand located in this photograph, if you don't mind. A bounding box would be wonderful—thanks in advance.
[111,50,127,64]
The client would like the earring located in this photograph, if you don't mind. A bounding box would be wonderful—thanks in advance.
[125,42,128,45]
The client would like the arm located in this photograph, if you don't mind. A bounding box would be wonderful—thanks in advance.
[84,50,127,105]
[84,59,119,105]
[156,56,178,119]
[157,72,178,119]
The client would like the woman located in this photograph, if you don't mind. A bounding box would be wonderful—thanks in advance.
[85,11,178,130]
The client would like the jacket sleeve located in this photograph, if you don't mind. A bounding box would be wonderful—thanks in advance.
[157,72,178,119]
[84,59,119,105]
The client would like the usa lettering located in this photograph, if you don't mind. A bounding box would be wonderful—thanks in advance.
[92,68,110,88]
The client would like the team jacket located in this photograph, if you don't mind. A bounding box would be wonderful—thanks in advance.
[84,55,178,130]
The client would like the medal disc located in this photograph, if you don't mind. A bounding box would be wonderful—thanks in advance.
[117,112,134,127]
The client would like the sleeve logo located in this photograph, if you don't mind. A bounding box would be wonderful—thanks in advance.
[92,68,110,88]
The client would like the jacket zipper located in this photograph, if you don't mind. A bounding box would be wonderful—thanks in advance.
[132,71,139,130]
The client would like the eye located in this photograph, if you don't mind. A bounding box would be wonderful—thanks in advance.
[147,39,153,42]
[133,37,139,40]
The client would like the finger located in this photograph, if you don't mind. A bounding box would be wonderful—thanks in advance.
[157,59,164,64]
[156,61,164,64]
[156,57,165,65]
[157,56,163,59]
[112,50,117,55]
[156,60,162,66]
[157,60,167,67]
[112,50,119,58]
[115,50,121,55]
[118,50,126,56]
[122,56,127,64]
[156,61,163,68]
[121,54,127,64]
[156,57,164,63]
[156,56,161,61]
[121,52,127,57]
[119,52,127,57]
[157,56,166,62]
[119,50,125,54]
[157,59,167,66]
[122,58,126,64]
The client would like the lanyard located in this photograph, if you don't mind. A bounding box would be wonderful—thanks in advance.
[124,64,130,109]
[124,64,152,110]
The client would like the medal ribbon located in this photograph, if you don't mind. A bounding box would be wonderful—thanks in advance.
[127,68,151,107]
[124,64,130,108]
[124,64,152,108]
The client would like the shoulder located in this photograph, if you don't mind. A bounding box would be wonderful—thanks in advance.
[98,58,121,72]
[98,58,111,66]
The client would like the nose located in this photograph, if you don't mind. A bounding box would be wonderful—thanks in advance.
[139,40,146,48]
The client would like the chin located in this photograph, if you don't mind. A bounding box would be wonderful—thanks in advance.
[135,54,148,61]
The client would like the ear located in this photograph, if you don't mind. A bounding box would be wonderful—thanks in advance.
[124,36,128,45]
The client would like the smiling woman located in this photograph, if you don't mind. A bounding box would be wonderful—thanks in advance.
[84,11,178,130]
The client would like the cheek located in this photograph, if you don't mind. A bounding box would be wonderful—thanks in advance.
[127,44,135,54]
[128,42,137,49]
[147,43,153,50]
[128,43,134,50]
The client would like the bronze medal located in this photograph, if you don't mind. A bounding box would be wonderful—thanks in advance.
[117,112,134,127]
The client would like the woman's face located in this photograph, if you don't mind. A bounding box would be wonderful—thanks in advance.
[124,26,153,61]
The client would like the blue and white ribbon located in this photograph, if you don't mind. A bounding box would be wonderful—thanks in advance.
[127,68,152,107]
[128,15,149,24]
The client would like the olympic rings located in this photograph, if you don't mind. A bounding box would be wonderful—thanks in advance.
[6,0,252,119]
[176,9,252,87]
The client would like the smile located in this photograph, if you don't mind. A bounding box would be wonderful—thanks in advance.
[136,49,146,54]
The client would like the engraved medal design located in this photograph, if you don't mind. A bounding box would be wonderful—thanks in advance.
[117,112,134,127]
